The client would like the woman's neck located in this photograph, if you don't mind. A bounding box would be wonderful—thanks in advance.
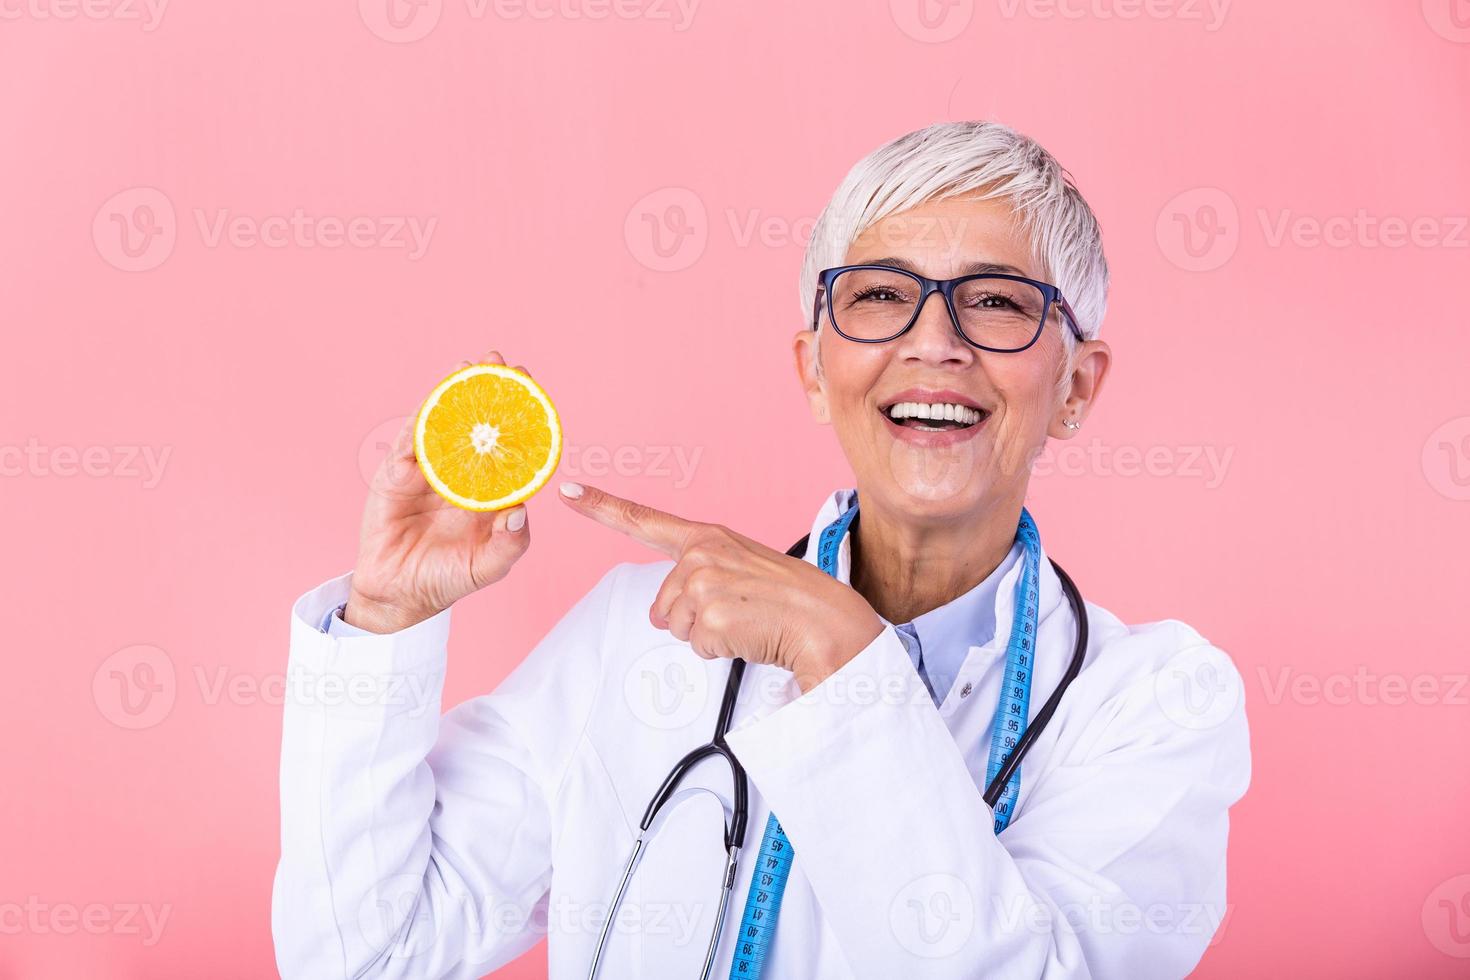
[848,493,1021,626]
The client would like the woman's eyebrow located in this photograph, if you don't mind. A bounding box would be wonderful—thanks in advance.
[864,256,1030,277]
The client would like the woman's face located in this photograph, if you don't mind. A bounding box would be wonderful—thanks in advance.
[794,193,1109,524]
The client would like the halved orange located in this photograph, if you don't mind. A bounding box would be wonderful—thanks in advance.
[414,364,562,511]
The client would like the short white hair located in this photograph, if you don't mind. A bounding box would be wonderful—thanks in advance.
[800,121,1109,351]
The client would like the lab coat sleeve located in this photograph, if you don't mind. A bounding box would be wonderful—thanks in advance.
[723,621,1250,980]
[271,564,624,979]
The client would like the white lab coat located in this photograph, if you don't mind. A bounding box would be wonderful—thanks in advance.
[272,489,1250,979]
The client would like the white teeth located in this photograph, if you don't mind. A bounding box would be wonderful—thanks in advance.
[885,401,983,424]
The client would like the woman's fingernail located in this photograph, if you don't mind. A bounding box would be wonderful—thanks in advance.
[560,481,584,499]
[506,507,526,532]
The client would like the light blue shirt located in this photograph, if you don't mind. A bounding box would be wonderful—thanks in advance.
[883,540,1023,706]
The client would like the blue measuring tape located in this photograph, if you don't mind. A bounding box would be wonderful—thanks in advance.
[726,495,1043,978]
[985,508,1040,835]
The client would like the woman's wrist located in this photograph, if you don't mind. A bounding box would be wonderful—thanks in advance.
[792,613,884,694]
[343,587,435,635]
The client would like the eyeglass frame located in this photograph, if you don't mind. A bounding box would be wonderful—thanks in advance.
[811,263,1086,353]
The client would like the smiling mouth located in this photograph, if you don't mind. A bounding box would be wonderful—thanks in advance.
[880,400,990,432]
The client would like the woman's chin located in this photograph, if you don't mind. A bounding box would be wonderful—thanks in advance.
[867,423,995,505]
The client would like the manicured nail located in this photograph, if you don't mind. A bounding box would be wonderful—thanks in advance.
[560,481,584,499]
[506,507,526,532]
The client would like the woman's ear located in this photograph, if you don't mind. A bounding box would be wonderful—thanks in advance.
[1049,338,1112,438]
[793,327,830,424]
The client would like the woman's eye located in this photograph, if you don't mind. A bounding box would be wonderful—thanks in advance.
[854,288,906,303]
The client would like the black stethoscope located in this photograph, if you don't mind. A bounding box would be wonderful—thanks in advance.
[587,522,1091,980]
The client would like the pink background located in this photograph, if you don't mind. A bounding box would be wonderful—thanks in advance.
[3,1,1468,976]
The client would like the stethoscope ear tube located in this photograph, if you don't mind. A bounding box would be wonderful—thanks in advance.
[638,739,749,851]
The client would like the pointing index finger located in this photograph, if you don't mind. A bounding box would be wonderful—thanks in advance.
[559,483,699,558]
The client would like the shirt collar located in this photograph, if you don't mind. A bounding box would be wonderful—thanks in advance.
[801,486,1048,654]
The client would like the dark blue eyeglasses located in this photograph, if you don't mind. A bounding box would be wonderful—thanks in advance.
[812,264,1085,353]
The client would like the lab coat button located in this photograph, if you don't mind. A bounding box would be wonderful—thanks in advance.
[960,682,973,698]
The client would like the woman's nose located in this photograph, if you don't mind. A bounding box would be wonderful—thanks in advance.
[895,291,974,364]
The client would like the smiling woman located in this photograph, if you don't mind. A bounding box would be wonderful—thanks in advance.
[272,120,1250,980]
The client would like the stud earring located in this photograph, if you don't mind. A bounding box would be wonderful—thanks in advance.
[1062,418,1082,431]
